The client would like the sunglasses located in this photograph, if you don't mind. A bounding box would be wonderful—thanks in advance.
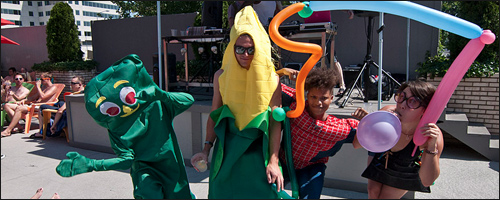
[394,92,423,109]
[41,77,51,81]
[234,46,255,55]
[71,82,81,85]
[15,78,23,80]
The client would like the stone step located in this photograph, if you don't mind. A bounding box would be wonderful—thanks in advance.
[439,113,498,161]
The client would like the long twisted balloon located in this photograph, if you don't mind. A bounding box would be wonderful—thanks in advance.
[269,2,323,118]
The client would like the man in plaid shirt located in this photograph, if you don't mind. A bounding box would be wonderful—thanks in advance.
[277,67,360,199]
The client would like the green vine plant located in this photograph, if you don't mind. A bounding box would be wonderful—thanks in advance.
[416,51,499,79]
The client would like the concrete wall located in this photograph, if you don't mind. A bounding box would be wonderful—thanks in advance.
[1,25,49,75]
[91,12,198,74]
[65,94,214,163]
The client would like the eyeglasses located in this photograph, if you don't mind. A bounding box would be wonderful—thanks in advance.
[234,46,255,55]
[394,92,423,109]
[70,82,80,85]
[15,78,23,80]
[41,77,51,81]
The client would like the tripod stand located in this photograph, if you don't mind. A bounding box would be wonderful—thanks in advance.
[337,13,401,108]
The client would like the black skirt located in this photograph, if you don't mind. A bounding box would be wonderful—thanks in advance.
[362,146,431,193]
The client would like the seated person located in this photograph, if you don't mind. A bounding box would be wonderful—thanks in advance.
[20,67,32,82]
[1,72,58,137]
[2,67,17,84]
[31,76,85,138]
[2,73,30,105]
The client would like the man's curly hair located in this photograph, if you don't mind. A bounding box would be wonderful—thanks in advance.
[305,67,338,94]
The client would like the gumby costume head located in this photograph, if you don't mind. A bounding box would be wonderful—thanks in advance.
[219,5,278,131]
[84,54,160,133]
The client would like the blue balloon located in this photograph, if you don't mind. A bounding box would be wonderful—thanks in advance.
[307,1,483,39]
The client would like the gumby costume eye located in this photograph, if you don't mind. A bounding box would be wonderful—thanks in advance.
[120,87,137,106]
[100,102,121,116]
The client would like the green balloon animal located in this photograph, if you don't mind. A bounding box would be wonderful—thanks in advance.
[56,54,195,199]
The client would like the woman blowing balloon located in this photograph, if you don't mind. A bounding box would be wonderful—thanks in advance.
[351,81,444,199]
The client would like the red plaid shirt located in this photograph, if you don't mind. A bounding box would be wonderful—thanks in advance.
[280,84,359,170]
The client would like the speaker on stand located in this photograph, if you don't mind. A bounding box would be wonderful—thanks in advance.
[201,1,223,29]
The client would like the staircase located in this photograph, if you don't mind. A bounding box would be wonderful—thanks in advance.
[438,109,499,162]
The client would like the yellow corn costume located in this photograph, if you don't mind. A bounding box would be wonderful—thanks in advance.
[208,6,280,198]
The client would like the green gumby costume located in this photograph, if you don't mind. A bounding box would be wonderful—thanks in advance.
[55,54,194,199]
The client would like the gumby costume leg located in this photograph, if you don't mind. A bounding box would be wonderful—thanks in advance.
[56,54,194,199]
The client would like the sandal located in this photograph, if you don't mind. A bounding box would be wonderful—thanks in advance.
[29,133,43,139]
[335,88,345,97]
[12,127,25,134]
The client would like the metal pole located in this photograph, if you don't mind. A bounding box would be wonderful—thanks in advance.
[406,18,410,83]
[377,12,384,110]
[157,1,163,90]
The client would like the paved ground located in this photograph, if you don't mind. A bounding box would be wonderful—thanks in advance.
[1,88,498,199]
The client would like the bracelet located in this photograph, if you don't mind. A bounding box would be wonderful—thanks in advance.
[204,141,214,147]
[424,149,438,155]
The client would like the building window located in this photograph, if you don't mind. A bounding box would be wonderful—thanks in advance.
[75,1,78,5]
[45,11,50,16]
[38,12,43,17]
[28,1,32,6]
[14,20,22,26]
[84,31,91,37]
[1,9,22,15]
[2,1,20,4]
[68,1,72,4]
[30,21,34,26]
[29,11,34,16]
[39,22,44,25]
[82,1,119,11]
[37,2,42,6]
[84,21,91,26]
[44,1,50,6]
[78,31,81,36]
[75,10,79,15]
[76,20,80,26]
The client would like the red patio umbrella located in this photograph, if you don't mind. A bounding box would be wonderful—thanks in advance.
[1,35,19,45]
[1,18,19,45]
[1,18,15,26]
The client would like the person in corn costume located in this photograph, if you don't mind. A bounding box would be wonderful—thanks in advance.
[190,6,284,199]
[55,54,195,199]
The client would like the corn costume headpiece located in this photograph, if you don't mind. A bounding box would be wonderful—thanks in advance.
[219,6,278,131]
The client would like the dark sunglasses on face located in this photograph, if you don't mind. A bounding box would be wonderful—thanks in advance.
[71,82,80,85]
[15,78,23,80]
[394,92,423,109]
[234,46,255,55]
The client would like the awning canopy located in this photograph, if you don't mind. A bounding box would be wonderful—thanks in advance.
[1,35,20,45]
[1,18,15,26]
[1,18,19,45]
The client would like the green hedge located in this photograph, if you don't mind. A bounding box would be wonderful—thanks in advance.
[32,60,98,72]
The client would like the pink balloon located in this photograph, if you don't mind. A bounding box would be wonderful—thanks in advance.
[412,30,496,156]
[357,111,402,153]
